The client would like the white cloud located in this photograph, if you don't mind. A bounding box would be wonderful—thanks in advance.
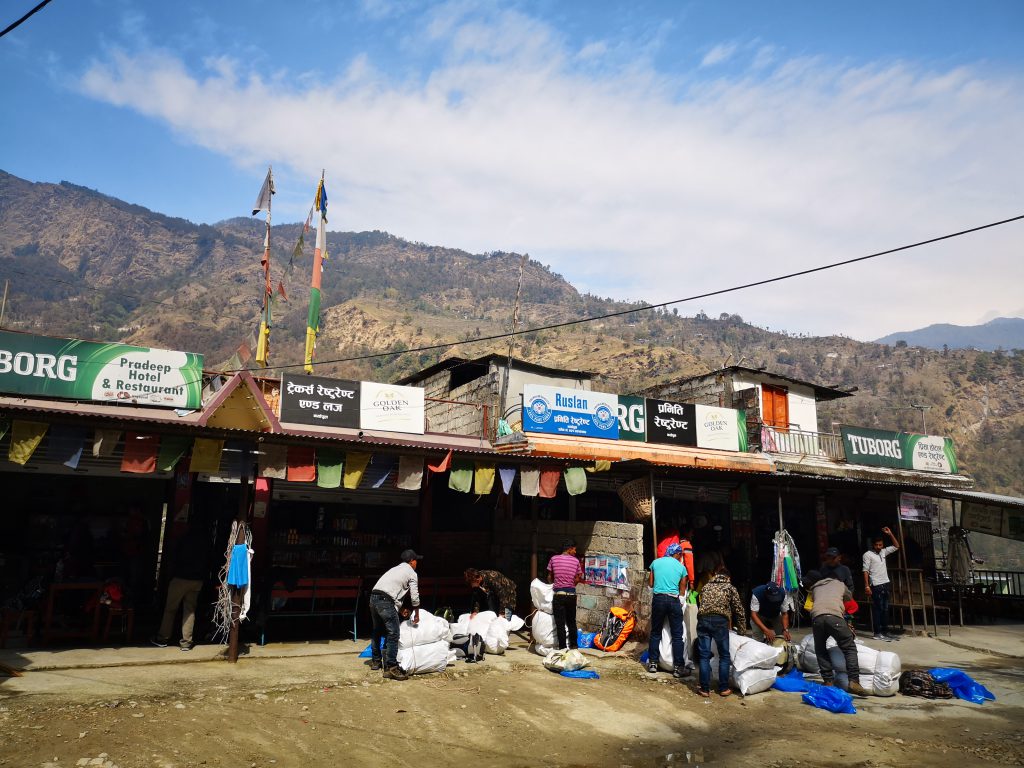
[76,9,1024,340]
[701,42,738,68]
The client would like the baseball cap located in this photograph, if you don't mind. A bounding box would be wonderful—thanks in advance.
[764,583,784,600]
[824,547,840,558]
[401,549,424,563]
[666,542,683,557]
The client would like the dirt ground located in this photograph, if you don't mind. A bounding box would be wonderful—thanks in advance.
[2,638,1023,768]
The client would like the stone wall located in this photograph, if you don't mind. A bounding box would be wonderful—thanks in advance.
[418,368,498,437]
[492,518,652,638]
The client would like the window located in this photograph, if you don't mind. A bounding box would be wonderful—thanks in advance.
[761,384,789,429]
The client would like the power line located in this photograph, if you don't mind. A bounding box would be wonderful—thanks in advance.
[242,212,1024,374]
[0,0,53,39]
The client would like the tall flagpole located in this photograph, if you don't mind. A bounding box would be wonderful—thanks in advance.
[304,171,326,374]
[254,166,274,367]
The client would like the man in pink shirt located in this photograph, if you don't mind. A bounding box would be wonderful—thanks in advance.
[547,539,584,650]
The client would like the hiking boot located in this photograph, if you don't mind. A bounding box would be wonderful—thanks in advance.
[672,666,691,679]
[646,661,659,673]
[847,681,870,697]
[383,666,409,681]
[369,659,383,671]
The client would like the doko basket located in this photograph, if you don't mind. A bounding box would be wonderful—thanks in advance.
[617,478,652,522]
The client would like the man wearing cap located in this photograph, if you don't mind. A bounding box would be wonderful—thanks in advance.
[646,542,690,678]
[749,582,793,644]
[369,549,423,681]
[820,547,854,592]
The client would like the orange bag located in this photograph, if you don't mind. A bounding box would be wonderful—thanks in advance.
[594,606,635,652]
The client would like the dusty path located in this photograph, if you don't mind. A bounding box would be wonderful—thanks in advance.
[2,640,1022,768]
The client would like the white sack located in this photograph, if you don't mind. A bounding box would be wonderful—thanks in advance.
[530,579,554,614]
[872,651,901,697]
[508,614,525,632]
[531,610,556,656]
[655,611,690,672]
[734,666,778,696]
[396,640,455,675]
[467,610,498,636]
[399,609,453,649]
[484,616,511,655]
[725,632,780,671]
[543,648,588,672]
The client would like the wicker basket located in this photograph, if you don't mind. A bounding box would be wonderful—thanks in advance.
[617,478,652,522]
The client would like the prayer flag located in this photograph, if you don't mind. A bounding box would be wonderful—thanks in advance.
[369,456,398,488]
[519,467,540,497]
[304,176,327,373]
[397,456,424,490]
[498,466,517,495]
[9,420,48,465]
[251,166,275,216]
[564,467,587,496]
[585,460,612,473]
[448,459,473,493]
[254,167,275,367]
[0,417,9,442]
[317,448,344,489]
[190,438,224,474]
[427,450,452,473]
[539,466,561,498]
[121,432,159,474]
[259,444,287,479]
[474,463,495,495]
[48,425,87,469]
[93,429,121,457]
[157,435,192,472]
[286,445,316,482]
[344,451,372,489]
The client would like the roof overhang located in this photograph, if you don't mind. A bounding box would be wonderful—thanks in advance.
[277,421,494,456]
[495,432,774,473]
[0,394,204,428]
[199,371,280,432]
[772,454,973,489]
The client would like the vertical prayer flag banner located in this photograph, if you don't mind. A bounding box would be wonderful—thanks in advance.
[360,381,425,434]
[0,331,202,409]
[841,426,958,473]
[522,384,619,439]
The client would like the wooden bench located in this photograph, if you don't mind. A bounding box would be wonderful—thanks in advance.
[261,577,361,645]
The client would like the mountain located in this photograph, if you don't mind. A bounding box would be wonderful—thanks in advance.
[2,170,1024,516]
[875,317,1024,352]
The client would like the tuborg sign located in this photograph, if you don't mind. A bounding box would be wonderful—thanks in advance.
[0,330,203,409]
[840,426,958,474]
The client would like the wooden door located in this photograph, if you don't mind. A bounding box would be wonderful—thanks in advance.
[762,384,789,430]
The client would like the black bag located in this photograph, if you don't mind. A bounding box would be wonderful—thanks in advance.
[899,670,954,699]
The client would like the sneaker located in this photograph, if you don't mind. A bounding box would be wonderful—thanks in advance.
[872,634,885,641]
[646,661,659,673]
[672,666,691,679]
[383,666,409,681]
[884,634,901,642]
[150,637,168,648]
[847,681,869,697]
[179,644,194,652]
[369,659,382,671]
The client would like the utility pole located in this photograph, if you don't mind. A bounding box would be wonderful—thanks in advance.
[911,403,932,433]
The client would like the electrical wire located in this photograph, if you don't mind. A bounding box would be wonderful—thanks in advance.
[0,0,53,39]
[240,212,1024,374]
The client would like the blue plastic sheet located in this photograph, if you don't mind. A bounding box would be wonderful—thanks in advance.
[560,669,600,679]
[639,650,650,664]
[928,668,996,705]
[577,631,597,649]
[801,682,857,714]
[773,667,812,693]
[357,638,386,658]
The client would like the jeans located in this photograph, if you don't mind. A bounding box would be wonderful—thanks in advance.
[157,577,203,648]
[696,614,730,692]
[813,614,860,683]
[648,593,685,666]
[871,583,891,635]
[369,593,401,668]
[552,592,578,650]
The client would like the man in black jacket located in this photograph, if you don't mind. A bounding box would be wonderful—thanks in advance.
[152,524,211,651]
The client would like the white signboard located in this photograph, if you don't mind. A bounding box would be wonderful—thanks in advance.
[899,492,939,522]
[694,404,741,452]
[360,381,425,434]
[910,435,953,473]
[522,384,619,439]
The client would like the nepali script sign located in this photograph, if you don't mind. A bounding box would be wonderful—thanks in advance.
[522,384,619,439]
[0,330,203,409]
[280,374,360,429]
[616,396,747,452]
[840,426,958,473]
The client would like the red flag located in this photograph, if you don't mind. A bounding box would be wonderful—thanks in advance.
[277,281,288,301]
[427,450,452,473]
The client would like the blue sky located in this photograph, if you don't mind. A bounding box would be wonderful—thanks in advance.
[2,0,1022,339]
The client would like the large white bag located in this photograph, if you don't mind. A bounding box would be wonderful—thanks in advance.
[655,612,690,672]
[467,610,498,636]
[724,632,780,671]
[733,666,778,696]
[872,651,901,696]
[796,635,819,672]
[531,611,556,656]
[396,640,456,675]
[399,609,453,649]
[483,617,511,655]
[530,579,554,614]
[543,648,588,672]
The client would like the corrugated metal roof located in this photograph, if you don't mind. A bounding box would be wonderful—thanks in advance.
[0,395,204,426]
[938,489,1024,508]
[276,421,496,455]
[772,455,974,490]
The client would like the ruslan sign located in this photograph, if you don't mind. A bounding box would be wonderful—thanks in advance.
[840,426,958,473]
[523,384,619,439]
[0,330,203,409]
[279,374,360,428]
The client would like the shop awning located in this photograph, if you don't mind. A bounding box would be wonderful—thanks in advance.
[494,432,774,473]
[937,489,1024,542]
[773,454,973,489]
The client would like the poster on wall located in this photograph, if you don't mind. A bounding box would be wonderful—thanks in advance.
[522,384,619,440]
[279,374,360,428]
[899,492,939,522]
[584,555,630,590]
[360,381,425,434]
[0,330,203,409]
[841,426,958,473]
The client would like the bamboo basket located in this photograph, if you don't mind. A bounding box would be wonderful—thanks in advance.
[617,478,652,522]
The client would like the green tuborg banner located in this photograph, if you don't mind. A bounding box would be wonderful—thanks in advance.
[840,425,958,474]
[0,331,204,410]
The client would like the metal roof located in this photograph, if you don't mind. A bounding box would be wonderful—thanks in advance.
[644,366,854,402]
[772,454,974,490]
[937,489,1024,508]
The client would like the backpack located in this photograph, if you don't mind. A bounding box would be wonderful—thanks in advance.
[899,670,954,699]
[593,606,635,652]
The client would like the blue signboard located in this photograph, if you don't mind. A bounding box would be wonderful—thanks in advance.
[522,384,619,440]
